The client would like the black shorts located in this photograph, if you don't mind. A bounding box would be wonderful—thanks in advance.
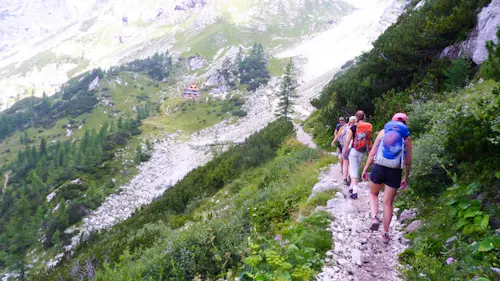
[370,164,402,189]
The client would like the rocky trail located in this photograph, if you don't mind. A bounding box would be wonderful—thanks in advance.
[295,129,409,281]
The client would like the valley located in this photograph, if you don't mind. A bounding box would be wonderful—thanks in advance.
[1,0,499,280]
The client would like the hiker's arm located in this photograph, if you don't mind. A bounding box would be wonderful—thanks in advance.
[362,131,383,180]
[402,137,413,187]
[343,130,353,156]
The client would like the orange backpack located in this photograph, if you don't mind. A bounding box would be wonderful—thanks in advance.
[353,122,373,152]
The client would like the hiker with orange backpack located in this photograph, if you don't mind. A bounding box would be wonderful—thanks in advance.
[342,110,373,200]
[361,113,413,244]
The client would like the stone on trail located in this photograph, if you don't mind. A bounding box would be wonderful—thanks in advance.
[336,258,349,266]
[406,220,423,232]
[311,180,339,195]
[399,209,416,222]
[335,192,345,199]
[351,249,364,265]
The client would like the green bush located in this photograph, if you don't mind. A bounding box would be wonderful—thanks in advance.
[399,182,499,281]
[409,82,500,196]
[241,212,331,281]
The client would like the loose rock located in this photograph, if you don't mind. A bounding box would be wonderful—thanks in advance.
[406,220,423,232]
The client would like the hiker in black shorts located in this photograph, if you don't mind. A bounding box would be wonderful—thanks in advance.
[361,113,412,244]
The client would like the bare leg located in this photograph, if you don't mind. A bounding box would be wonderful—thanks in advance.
[339,157,344,171]
[369,182,384,218]
[382,186,399,233]
[343,160,349,180]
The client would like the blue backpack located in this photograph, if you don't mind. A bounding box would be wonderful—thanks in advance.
[375,121,410,169]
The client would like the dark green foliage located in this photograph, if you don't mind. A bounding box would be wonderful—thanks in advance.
[112,52,173,81]
[239,43,271,91]
[482,28,500,81]
[232,110,248,117]
[444,58,472,91]
[276,59,298,120]
[0,117,141,269]
[372,89,412,128]
[312,0,490,117]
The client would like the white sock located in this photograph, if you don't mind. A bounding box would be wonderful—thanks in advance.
[352,185,359,194]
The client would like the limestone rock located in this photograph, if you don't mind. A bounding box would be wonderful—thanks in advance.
[351,249,364,265]
[440,0,500,64]
[335,192,345,199]
[312,180,338,195]
[88,76,100,91]
[188,55,206,70]
[406,220,423,232]
[399,209,416,222]
[336,258,349,266]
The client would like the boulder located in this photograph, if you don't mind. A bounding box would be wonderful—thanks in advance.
[399,209,416,222]
[406,220,423,232]
[335,191,345,199]
[312,180,338,194]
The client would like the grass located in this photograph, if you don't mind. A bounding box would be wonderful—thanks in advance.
[142,93,245,135]
[268,56,289,77]
[299,189,338,216]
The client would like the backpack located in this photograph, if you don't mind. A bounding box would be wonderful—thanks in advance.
[352,122,372,152]
[375,121,410,169]
[338,124,350,146]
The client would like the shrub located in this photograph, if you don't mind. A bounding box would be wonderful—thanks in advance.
[232,110,248,117]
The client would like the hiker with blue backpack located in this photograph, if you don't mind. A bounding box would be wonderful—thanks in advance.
[361,113,413,244]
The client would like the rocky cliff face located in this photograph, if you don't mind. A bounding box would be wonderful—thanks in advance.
[0,0,97,57]
[441,0,500,64]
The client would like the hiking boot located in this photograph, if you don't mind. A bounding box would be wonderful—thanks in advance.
[382,232,390,244]
[350,193,358,199]
[370,217,380,231]
[343,178,348,186]
[346,177,351,186]
[348,187,353,194]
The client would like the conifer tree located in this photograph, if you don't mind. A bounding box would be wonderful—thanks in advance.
[276,59,298,120]
[483,28,500,81]
[52,230,61,250]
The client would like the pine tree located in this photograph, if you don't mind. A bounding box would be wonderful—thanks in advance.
[276,59,298,120]
[483,28,500,81]
[5,190,36,280]
[57,199,69,230]
[444,58,471,91]
[40,138,47,156]
[52,229,61,250]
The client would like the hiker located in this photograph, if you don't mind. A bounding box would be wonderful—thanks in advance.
[343,110,372,200]
[332,117,347,173]
[336,116,356,185]
[361,113,412,244]
[332,117,345,157]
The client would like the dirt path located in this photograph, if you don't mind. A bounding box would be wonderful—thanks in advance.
[295,127,407,281]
